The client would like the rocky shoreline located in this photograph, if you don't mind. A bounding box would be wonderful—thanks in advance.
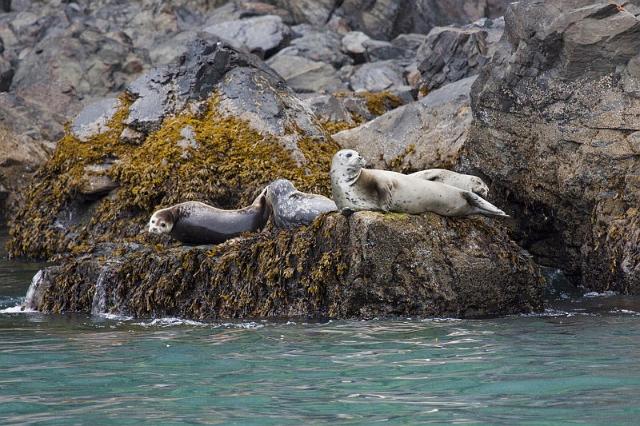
[2,0,639,319]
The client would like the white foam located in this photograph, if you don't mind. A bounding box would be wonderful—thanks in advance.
[583,291,618,298]
[0,305,37,314]
[134,317,208,327]
[23,270,44,310]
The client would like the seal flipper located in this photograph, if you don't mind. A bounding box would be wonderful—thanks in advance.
[462,192,509,217]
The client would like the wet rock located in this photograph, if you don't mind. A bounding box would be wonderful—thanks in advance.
[203,15,291,58]
[31,212,544,319]
[466,0,640,293]
[267,54,344,93]
[417,17,504,91]
[333,76,476,171]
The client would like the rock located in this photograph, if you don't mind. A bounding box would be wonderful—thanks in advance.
[204,1,294,26]
[203,15,291,58]
[8,39,336,259]
[0,56,13,91]
[466,0,640,293]
[10,24,147,122]
[333,0,509,40]
[333,76,476,171]
[30,212,544,319]
[275,26,352,68]
[341,31,370,57]
[71,97,121,142]
[79,163,119,197]
[349,60,406,92]
[301,94,356,124]
[417,17,504,91]
[267,54,345,93]
[270,0,337,26]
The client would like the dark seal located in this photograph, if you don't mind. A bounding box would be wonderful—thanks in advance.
[265,179,337,229]
[148,189,270,244]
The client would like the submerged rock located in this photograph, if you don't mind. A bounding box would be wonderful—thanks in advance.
[466,0,640,293]
[30,212,544,319]
[333,76,476,171]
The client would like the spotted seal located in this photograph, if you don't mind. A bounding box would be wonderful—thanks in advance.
[410,169,489,198]
[148,189,271,244]
[265,179,337,229]
[330,149,508,217]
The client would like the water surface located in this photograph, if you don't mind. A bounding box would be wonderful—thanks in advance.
[1,229,640,425]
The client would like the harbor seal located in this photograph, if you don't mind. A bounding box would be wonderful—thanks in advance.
[410,169,489,198]
[148,189,271,244]
[265,179,337,229]
[330,149,508,217]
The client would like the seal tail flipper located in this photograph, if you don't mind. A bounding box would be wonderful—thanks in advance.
[462,192,510,217]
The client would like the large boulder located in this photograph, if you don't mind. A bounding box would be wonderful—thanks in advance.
[28,212,544,319]
[466,1,640,293]
[417,17,504,91]
[333,76,476,171]
[8,40,336,259]
[331,0,509,40]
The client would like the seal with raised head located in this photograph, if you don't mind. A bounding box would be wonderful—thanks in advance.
[410,169,489,198]
[330,149,508,217]
[148,189,271,244]
[265,179,337,229]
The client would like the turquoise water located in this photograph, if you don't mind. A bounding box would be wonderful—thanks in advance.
[2,230,640,425]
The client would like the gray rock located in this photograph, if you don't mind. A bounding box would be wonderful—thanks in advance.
[301,94,356,124]
[79,163,119,196]
[0,56,13,91]
[466,0,640,293]
[203,15,291,58]
[32,211,544,319]
[333,0,509,40]
[275,27,352,68]
[333,76,476,171]
[349,60,405,92]
[267,54,345,93]
[71,97,121,142]
[417,17,504,91]
[341,31,370,55]
[270,0,337,26]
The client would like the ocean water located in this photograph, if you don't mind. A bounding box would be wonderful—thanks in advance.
[2,230,640,425]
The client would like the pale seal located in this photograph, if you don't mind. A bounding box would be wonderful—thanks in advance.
[265,179,337,229]
[330,149,508,217]
[410,169,489,198]
[148,189,271,244]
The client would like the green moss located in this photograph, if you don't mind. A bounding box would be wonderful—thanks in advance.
[358,91,403,116]
[9,94,338,259]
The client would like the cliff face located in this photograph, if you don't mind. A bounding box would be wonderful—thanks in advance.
[466,1,640,293]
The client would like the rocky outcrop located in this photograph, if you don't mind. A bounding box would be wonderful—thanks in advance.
[333,76,476,171]
[8,39,336,259]
[30,212,544,319]
[417,17,503,91]
[466,0,640,294]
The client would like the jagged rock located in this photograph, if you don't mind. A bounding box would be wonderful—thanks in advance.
[269,0,338,26]
[79,163,119,197]
[267,54,345,93]
[274,25,352,68]
[71,97,121,142]
[417,17,504,91]
[8,39,335,259]
[466,0,640,293]
[30,212,544,319]
[10,24,147,121]
[301,94,356,124]
[204,1,294,26]
[334,76,476,171]
[333,0,509,40]
[203,15,291,58]
[0,56,13,92]
[349,60,406,92]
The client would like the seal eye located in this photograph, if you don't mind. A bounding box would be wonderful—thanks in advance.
[151,219,155,224]
[346,153,352,158]
[161,223,166,228]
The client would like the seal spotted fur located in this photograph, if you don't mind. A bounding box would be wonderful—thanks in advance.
[330,149,508,217]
